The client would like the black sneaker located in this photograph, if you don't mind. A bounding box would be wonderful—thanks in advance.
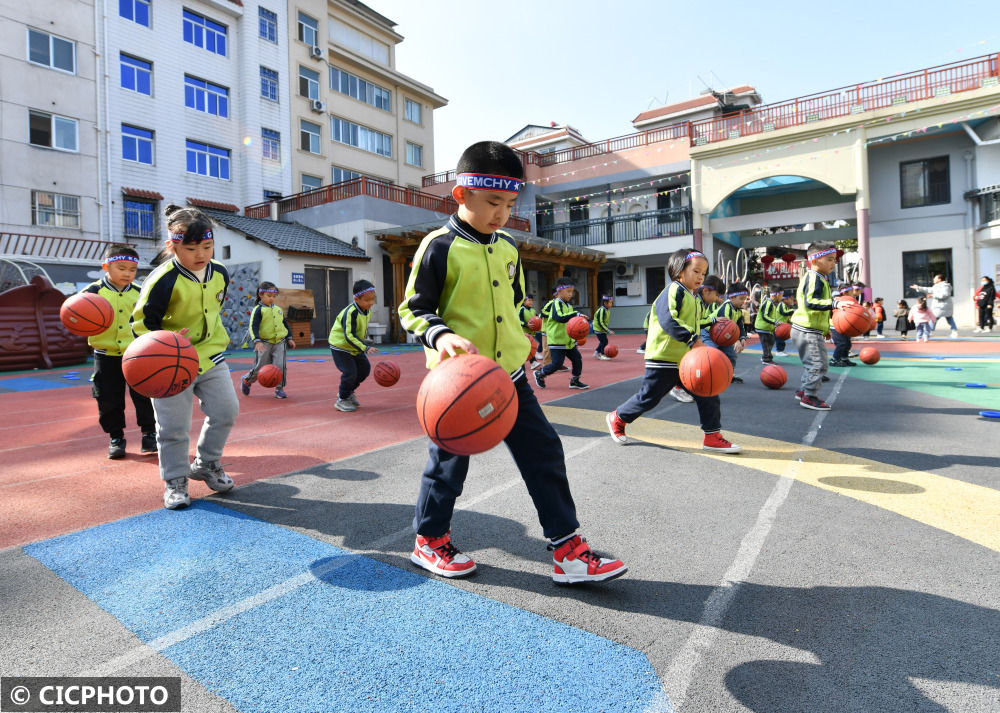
[731,376,744,384]
[821,375,831,382]
[140,432,157,454]
[108,438,126,460]
[761,358,774,365]
[569,377,590,390]
[830,359,855,367]
[534,370,546,389]
[800,395,831,411]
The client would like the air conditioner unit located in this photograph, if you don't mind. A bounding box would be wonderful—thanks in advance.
[310,45,324,59]
[310,99,326,113]
[615,263,636,278]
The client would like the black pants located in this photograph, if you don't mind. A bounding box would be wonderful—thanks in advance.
[413,375,579,540]
[978,305,995,329]
[831,329,851,361]
[595,333,608,354]
[757,330,775,361]
[330,348,370,399]
[92,353,155,439]
[616,366,722,433]
[539,346,581,377]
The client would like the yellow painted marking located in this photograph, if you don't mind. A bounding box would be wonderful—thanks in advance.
[544,405,1000,552]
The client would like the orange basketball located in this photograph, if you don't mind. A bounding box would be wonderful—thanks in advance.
[774,322,792,340]
[373,360,400,387]
[709,318,739,347]
[760,363,787,389]
[576,337,587,347]
[566,316,590,340]
[416,353,518,456]
[60,293,114,336]
[526,336,537,362]
[859,347,881,365]
[122,331,199,398]
[679,346,733,397]
[257,363,282,387]
[605,344,619,358]
[528,316,542,332]
[831,302,870,337]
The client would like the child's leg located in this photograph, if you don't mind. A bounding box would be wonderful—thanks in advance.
[759,331,775,361]
[269,341,287,388]
[331,349,359,399]
[502,376,579,540]
[541,334,552,366]
[831,329,849,361]
[92,353,128,439]
[596,333,608,355]
[353,353,371,389]
[876,321,884,336]
[533,332,543,356]
[413,444,471,537]
[793,330,827,395]
[775,336,786,352]
[193,364,239,465]
[616,367,677,423]
[128,386,156,434]
[539,347,566,376]
[152,387,196,482]
[245,346,268,384]
[565,346,583,377]
[691,394,722,433]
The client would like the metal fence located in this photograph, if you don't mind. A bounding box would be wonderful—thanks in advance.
[538,208,692,248]
[0,233,124,262]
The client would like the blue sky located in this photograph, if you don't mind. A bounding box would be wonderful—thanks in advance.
[371,0,1000,172]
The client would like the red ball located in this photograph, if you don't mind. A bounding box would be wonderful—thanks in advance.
[604,344,619,358]
[774,322,792,340]
[373,360,400,387]
[832,302,870,337]
[679,346,733,397]
[416,354,518,456]
[528,316,542,332]
[60,293,114,336]
[526,336,538,362]
[566,316,590,340]
[122,331,199,398]
[257,363,282,387]
[859,347,881,365]
[710,318,739,347]
[760,363,787,389]
[576,336,587,347]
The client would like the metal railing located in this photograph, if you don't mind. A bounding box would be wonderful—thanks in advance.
[537,208,692,247]
[981,189,1000,224]
[245,177,531,232]
[1,232,128,262]
[529,124,692,167]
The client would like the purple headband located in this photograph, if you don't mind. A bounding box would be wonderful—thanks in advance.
[353,286,375,298]
[808,247,836,260]
[457,173,524,194]
[169,230,214,242]
[258,288,278,294]
[685,251,706,262]
[728,290,748,297]
[105,255,138,264]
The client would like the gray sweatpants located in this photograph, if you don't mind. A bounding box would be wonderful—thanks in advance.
[792,329,828,396]
[245,341,287,388]
[152,362,239,482]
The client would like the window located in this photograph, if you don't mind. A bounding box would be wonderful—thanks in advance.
[300,120,321,154]
[122,125,154,164]
[119,0,150,26]
[299,66,320,100]
[261,128,280,161]
[297,12,318,47]
[901,156,950,208]
[184,76,229,117]
[29,110,78,151]
[569,200,589,235]
[301,174,322,193]
[646,266,666,302]
[124,199,157,238]
[331,116,391,157]
[32,191,80,228]
[258,7,277,42]
[406,142,423,167]
[186,140,230,179]
[903,249,953,299]
[329,17,388,64]
[332,166,361,185]
[221,245,231,260]
[260,66,278,101]
[981,190,1000,224]
[405,99,421,124]
[27,29,75,73]
[183,10,226,56]
[120,54,152,95]
[329,66,391,111]
[263,189,282,200]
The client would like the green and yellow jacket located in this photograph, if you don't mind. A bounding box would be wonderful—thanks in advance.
[249,303,289,344]
[645,281,703,366]
[777,302,794,323]
[754,298,780,333]
[398,215,530,377]
[542,296,581,349]
[593,305,610,334]
[791,270,833,333]
[132,258,230,375]
[518,305,537,333]
[328,302,371,355]
[81,276,142,356]
[715,299,747,338]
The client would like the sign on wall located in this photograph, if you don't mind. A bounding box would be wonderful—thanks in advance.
[764,261,802,280]
[291,272,305,285]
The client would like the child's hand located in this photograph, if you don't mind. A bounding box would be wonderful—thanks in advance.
[367,346,378,355]
[287,339,296,350]
[254,342,266,352]
[436,332,478,359]
[609,330,615,335]
[690,337,702,349]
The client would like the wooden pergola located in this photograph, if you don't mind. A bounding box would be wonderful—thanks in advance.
[370,221,608,343]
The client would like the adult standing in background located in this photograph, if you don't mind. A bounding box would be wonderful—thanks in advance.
[973,276,996,333]
[910,274,957,338]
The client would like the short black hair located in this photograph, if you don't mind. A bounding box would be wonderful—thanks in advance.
[524,293,534,299]
[164,203,214,243]
[727,282,747,295]
[806,240,835,257]
[457,141,524,180]
[103,243,138,261]
[352,279,375,296]
[701,275,725,293]
[666,247,706,281]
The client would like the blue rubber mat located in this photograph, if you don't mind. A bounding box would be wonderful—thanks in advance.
[0,376,86,392]
[26,502,667,713]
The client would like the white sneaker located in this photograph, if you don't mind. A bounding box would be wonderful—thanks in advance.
[973,327,982,333]
[636,348,645,354]
[875,334,885,339]
[189,458,234,492]
[950,330,959,339]
[774,351,788,357]
[669,386,694,403]
[163,477,190,510]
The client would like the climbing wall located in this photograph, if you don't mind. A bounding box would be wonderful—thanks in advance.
[221,262,260,348]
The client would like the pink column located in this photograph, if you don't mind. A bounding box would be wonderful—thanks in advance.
[857,207,871,297]
[693,228,703,252]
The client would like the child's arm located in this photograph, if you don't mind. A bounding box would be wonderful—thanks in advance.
[398,237,452,350]
[343,306,370,354]
[802,273,834,312]
[280,310,295,349]
[131,269,176,337]
[656,284,699,347]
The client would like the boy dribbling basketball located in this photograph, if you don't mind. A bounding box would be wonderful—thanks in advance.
[398,141,626,585]
[791,241,839,410]
[328,279,378,412]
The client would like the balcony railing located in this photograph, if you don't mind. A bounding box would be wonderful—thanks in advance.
[1,233,128,262]
[537,208,692,248]
[245,177,530,232]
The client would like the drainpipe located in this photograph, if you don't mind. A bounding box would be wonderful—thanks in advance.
[963,150,977,325]
[101,0,113,243]
[961,122,1000,146]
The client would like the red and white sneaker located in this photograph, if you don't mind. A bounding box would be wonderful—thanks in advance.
[606,411,628,444]
[550,535,627,585]
[794,390,804,401]
[410,532,477,578]
[703,432,742,453]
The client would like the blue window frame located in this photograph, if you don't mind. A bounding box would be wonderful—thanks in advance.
[331,116,391,158]
[120,54,151,95]
[297,12,318,46]
[330,66,391,111]
[183,10,226,56]
[184,76,228,117]
[124,199,157,238]
[261,128,280,161]
[258,7,277,42]
[186,140,230,179]
[260,66,278,101]
[122,125,153,164]
[119,0,150,27]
